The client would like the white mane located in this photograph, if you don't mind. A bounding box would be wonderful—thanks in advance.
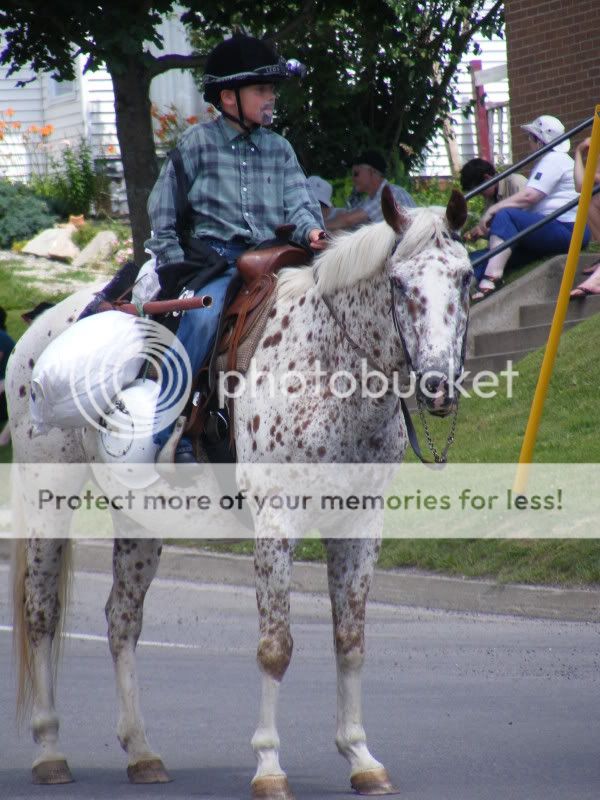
[277,206,452,301]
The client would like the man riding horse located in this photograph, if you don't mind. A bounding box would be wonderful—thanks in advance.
[145,34,327,464]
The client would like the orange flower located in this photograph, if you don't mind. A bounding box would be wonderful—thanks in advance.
[27,124,39,134]
[40,124,54,138]
[186,115,199,125]
[11,121,21,130]
[106,144,116,154]
[5,107,14,117]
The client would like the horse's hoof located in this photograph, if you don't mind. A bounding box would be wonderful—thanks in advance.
[251,774,295,800]
[127,757,171,784]
[32,759,73,784]
[351,767,399,795]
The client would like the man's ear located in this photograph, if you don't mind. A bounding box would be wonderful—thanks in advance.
[220,88,235,111]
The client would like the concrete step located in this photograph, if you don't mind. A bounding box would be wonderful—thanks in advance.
[473,319,581,356]
[464,349,534,375]
[519,293,600,326]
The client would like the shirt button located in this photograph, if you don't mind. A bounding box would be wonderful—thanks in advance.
[242,161,247,166]
[242,187,247,192]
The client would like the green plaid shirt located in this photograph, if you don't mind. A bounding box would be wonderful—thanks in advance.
[145,116,323,265]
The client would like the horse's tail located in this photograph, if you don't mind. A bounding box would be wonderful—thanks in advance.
[11,475,73,723]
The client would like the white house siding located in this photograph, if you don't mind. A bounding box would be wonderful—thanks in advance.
[417,23,510,178]
[149,9,206,121]
[0,61,44,180]
[41,59,87,153]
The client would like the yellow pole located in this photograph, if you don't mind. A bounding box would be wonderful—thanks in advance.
[514,106,600,494]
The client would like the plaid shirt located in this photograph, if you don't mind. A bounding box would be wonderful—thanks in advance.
[359,180,416,222]
[146,116,323,265]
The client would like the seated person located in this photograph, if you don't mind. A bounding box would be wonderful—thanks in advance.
[471,115,591,302]
[145,34,326,463]
[460,157,527,241]
[569,137,600,296]
[326,150,415,231]
[307,175,343,225]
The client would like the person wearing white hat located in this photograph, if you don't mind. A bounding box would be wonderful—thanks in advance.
[471,114,590,302]
[307,175,346,225]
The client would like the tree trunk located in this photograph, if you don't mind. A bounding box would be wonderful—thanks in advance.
[110,59,159,266]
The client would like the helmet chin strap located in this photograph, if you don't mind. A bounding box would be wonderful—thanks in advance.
[219,88,257,135]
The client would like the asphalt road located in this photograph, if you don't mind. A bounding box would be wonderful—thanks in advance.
[1,563,599,800]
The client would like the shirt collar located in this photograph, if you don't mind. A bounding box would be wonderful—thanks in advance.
[217,114,265,151]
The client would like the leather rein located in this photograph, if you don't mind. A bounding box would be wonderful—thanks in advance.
[320,279,468,465]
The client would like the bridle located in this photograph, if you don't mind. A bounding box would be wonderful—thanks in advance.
[319,261,469,465]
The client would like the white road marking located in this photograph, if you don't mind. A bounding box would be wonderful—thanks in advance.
[0,623,202,650]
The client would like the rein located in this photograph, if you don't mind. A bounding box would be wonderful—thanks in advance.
[320,289,454,465]
[320,270,469,464]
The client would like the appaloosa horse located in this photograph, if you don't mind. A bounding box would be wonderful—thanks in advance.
[9,187,470,797]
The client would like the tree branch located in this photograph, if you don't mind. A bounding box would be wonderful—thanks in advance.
[148,51,207,77]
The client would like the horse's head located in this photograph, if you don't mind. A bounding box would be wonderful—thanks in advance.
[383,186,471,417]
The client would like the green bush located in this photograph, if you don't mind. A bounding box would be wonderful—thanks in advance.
[31,138,97,217]
[0,180,57,249]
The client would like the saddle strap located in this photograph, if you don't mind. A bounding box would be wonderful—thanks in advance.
[226,273,277,373]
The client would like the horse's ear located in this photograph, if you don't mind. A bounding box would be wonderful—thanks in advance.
[445,189,468,231]
[381,184,410,234]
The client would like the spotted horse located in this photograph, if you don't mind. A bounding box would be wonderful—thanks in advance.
[8,186,471,797]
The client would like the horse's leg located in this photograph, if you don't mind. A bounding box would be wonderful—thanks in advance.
[325,537,398,796]
[14,538,74,784]
[250,535,294,800]
[105,523,170,784]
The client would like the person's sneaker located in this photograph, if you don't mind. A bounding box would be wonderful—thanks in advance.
[174,437,198,464]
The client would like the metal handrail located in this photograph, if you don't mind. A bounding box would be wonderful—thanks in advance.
[464,115,595,201]
[470,184,600,268]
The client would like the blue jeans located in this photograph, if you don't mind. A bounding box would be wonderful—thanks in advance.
[471,208,591,281]
[154,240,244,449]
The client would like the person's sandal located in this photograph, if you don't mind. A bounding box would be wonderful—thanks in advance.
[471,276,504,304]
[581,259,600,275]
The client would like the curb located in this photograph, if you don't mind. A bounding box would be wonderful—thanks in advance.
[1,540,598,622]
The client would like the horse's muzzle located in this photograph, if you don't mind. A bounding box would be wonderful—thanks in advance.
[417,373,455,417]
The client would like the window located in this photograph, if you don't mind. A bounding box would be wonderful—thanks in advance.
[49,77,76,100]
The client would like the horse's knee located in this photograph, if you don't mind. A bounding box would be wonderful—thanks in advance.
[105,584,144,657]
[257,628,293,681]
[24,575,60,645]
[335,623,365,670]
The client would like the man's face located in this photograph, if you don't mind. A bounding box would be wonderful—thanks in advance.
[239,84,277,126]
[481,175,497,199]
[352,164,373,193]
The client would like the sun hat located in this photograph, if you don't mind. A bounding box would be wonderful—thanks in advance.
[520,115,570,153]
[307,175,333,208]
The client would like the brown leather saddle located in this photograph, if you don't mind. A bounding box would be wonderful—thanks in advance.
[184,238,309,441]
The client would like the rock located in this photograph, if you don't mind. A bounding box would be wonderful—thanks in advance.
[72,230,119,268]
[22,224,80,262]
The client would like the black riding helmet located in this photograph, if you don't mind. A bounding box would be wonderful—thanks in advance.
[203,34,306,132]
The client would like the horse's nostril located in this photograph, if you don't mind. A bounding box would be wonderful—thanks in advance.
[425,376,441,395]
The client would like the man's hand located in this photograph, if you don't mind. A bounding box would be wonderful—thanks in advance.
[308,228,329,250]
[464,223,488,242]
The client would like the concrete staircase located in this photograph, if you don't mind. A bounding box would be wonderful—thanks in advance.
[464,252,600,380]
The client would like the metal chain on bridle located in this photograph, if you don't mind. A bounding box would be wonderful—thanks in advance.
[319,274,468,465]
[390,279,466,464]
